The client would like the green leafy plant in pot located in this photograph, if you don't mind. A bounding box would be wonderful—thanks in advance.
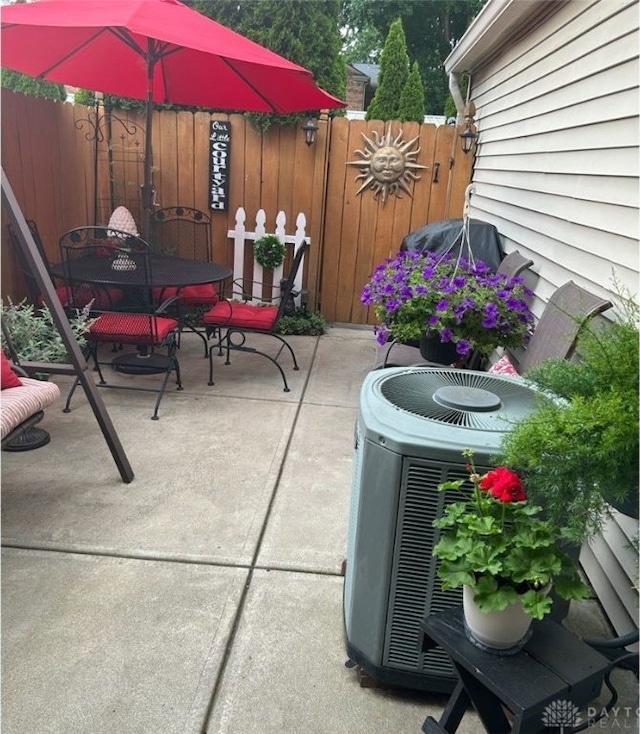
[253,234,286,270]
[499,282,639,542]
[433,450,589,622]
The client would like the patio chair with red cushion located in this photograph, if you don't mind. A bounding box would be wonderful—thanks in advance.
[8,220,123,312]
[203,242,308,392]
[151,206,218,356]
[59,229,182,420]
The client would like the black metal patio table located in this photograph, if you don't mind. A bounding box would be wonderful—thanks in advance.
[50,255,233,373]
[50,255,232,290]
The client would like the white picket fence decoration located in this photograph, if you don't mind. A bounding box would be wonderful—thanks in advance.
[227,207,310,304]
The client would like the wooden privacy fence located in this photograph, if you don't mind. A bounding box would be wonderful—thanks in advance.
[1,90,473,324]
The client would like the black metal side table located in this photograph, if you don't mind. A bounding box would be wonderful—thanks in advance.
[420,607,611,734]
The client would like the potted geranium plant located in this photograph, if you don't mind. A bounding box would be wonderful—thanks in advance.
[433,449,589,651]
[361,250,534,364]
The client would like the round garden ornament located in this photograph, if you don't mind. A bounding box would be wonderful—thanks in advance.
[254,234,286,270]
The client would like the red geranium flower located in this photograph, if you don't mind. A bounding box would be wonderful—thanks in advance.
[479,467,526,503]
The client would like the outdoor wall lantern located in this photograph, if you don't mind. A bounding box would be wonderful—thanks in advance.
[302,117,319,146]
[458,101,478,155]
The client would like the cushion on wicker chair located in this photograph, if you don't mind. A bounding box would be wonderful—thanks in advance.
[488,354,521,378]
[203,302,279,331]
[90,313,178,344]
[1,353,23,389]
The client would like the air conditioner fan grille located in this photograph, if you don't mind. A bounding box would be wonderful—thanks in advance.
[378,368,538,430]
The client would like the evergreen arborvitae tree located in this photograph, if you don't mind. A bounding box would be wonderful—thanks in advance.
[399,62,425,123]
[1,70,66,102]
[366,18,409,122]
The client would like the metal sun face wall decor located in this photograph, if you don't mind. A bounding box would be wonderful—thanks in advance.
[346,125,427,205]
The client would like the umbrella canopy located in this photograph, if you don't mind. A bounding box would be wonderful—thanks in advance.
[1,0,345,234]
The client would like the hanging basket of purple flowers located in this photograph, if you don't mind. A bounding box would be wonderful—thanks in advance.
[361,250,535,359]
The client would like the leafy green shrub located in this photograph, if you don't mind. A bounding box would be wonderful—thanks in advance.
[1,298,94,363]
[500,283,639,541]
[1,70,66,101]
[275,308,327,336]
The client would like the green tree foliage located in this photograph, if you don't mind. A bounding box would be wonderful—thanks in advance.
[342,25,382,64]
[73,89,96,107]
[1,69,66,102]
[399,61,425,123]
[365,18,409,121]
[342,0,485,115]
[194,0,346,129]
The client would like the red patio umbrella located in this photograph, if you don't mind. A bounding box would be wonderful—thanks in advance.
[1,0,345,236]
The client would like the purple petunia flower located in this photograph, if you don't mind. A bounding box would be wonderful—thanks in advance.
[482,302,499,329]
[455,339,472,355]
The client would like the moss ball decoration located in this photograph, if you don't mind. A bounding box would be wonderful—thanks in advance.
[254,234,286,269]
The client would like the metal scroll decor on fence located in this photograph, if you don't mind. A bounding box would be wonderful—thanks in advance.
[209,120,231,211]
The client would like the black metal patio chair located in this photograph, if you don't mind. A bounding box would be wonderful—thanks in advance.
[203,242,308,392]
[8,219,124,311]
[59,227,182,420]
[151,206,218,356]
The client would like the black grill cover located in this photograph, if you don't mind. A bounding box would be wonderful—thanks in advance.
[400,218,503,272]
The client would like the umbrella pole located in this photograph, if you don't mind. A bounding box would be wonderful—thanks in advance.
[141,55,154,241]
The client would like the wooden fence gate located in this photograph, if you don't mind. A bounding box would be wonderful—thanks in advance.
[1,91,473,324]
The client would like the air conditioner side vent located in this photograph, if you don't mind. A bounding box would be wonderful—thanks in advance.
[383,458,480,675]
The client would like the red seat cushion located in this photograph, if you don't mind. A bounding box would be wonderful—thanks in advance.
[203,301,279,331]
[1,352,23,389]
[90,313,178,345]
[153,284,218,306]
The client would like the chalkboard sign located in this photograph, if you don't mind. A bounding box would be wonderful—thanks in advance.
[209,120,231,211]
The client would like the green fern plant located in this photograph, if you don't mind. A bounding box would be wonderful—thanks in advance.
[500,283,639,542]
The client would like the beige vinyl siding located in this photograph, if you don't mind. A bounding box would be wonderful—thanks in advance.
[581,509,638,644]
[464,0,638,315]
[449,0,639,640]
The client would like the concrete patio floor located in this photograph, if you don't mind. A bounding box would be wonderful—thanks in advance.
[1,326,637,733]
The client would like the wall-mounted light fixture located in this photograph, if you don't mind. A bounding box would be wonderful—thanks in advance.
[302,117,319,146]
[458,101,478,155]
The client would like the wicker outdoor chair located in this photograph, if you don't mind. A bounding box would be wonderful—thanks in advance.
[489,280,613,377]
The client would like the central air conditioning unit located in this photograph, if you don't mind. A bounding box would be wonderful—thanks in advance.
[344,366,541,692]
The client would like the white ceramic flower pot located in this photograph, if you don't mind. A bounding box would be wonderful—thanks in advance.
[462,585,533,654]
